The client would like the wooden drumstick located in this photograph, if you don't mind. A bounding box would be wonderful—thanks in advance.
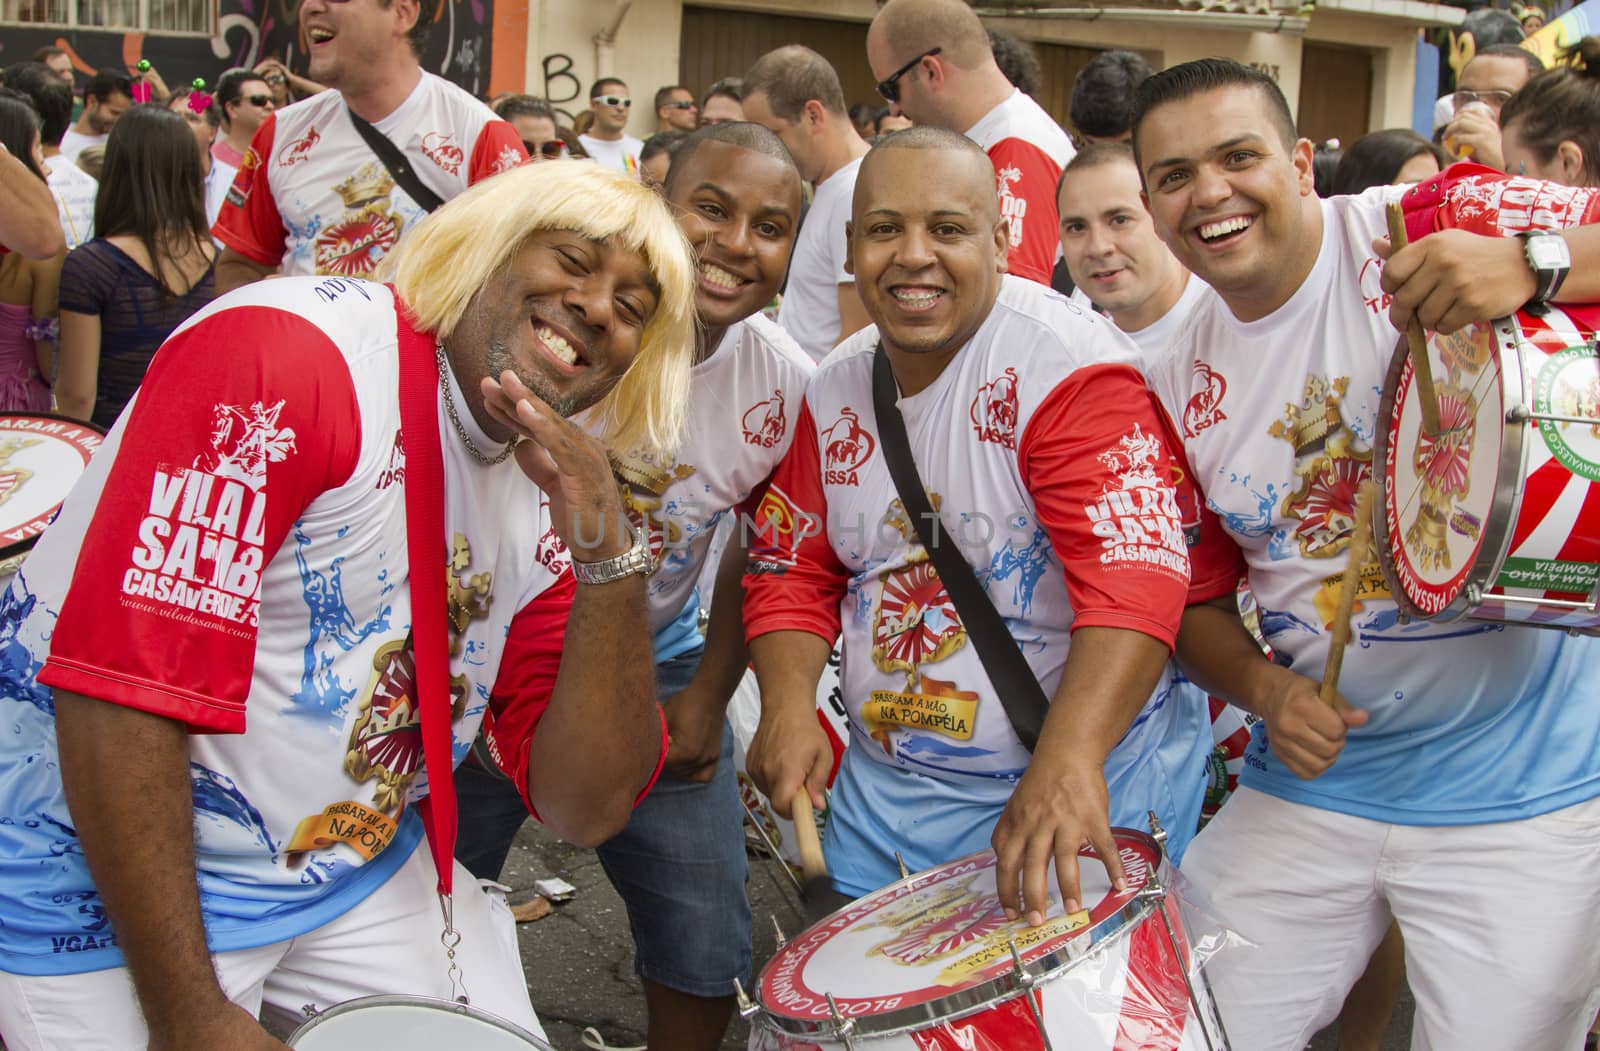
[1320,480,1378,708]
[1385,201,1442,436]
[792,788,828,883]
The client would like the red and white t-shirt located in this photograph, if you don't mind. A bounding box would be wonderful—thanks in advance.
[608,313,814,635]
[745,276,1241,785]
[213,73,526,279]
[964,90,1076,287]
[0,277,653,976]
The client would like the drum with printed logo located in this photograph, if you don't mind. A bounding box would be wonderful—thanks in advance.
[0,413,102,582]
[289,994,555,1049]
[742,830,1227,1051]
[1376,306,1600,630]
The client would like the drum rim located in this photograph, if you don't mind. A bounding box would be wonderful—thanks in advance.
[0,411,105,560]
[1375,318,1526,624]
[751,830,1166,1040]
[286,993,550,1047]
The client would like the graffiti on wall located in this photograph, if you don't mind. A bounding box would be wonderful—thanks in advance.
[0,0,493,97]
[540,51,581,124]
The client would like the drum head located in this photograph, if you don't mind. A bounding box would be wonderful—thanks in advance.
[754,831,1163,1038]
[1377,319,1512,619]
[0,414,101,560]
[288,995,553,1050]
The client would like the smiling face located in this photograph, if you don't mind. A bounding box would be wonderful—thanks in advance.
[85,91,130,135]
[1137,84,1319,321]
[848,145,1008,371]
[1057,158,1183,328]
[302,0,418,91]
[449,230,661,420]
[667,139,801,334]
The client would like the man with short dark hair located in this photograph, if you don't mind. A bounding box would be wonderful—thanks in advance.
[700,78,745,125]
[494,94,565,160]
[744,125,1237,923]
[1070,50,1153,144]
[58,69,131,163]
[211,68,275,170]
[1133,56,1600,1049]
[1440,43,1545,168]
[31,46,74,94]
[213,0,526,290]
[654,84,698,133]
[639,128,688,189]
[867,0,1076,286]
[5,60,95,249]
[454,121,812,1051]
[580,77,644,176]
[743,45,873,360]
[1056,142,1199,359]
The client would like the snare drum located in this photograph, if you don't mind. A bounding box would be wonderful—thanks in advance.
[744,831,1225,1050]
[0,413,102,581]
[289,995,554,1049]
[1376,306,1600,630]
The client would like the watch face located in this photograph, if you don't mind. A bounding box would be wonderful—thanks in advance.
[1528,234,1571,270]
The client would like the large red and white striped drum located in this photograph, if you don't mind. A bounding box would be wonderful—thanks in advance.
[1377,306,1600,630]
[0,413,102,581]
[744,831,1226,1051]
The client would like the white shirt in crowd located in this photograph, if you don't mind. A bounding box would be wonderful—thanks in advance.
[777,155,862,362]
[57,129,105,164]
[44,154,97,249]
[1121,272,1208,368]
[578,133,644,178]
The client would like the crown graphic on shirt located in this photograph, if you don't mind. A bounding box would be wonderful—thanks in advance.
[883,493,943,544]
[611,453,694,497]
[1269,374,1349,455]
[333,162,397,209]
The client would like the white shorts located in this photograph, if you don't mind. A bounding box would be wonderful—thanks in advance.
[0,847,543,1051]
[1181,786,1600,1051]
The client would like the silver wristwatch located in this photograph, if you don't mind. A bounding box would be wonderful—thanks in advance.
[1520,231,1571,304]
[569,526,656,586]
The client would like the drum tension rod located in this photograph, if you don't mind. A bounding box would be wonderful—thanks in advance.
[1006,940,1058,1051]
[732,977,760,1021]
[770,914,787,948]
[895,852,911,880]
[825,992,859,1051]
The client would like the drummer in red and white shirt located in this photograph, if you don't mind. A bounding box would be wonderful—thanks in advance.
[1133,58,1600,1049]
[0,161,694,1050]
[742,126,1241,920]
[211,0,525,291]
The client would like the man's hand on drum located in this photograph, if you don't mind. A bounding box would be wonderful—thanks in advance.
[992,755,1123,925]
[1254,664,1367,780]
[149,1001,290,1051]
[1375,227,1536,336]
[746,698,831,819]
[482,371,634,562]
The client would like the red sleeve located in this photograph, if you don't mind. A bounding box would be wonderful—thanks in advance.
[743,398,849,645]
[1018,363,1193,650]
[1151,398,1245,604]
[1402,161,1600,243]
[468,120,529,184]
[212,117,286,267]
[479,571,668,820]
[37,306,362,732]
[987,137,1063,286]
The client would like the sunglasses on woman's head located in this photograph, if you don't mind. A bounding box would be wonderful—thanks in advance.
[524,140,566,159]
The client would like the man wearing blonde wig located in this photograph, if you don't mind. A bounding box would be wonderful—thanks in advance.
[0,160,697,1051]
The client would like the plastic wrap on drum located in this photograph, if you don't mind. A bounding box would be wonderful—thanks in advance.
[745,836,1242,1051]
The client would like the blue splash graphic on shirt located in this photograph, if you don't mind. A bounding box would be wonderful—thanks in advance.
[191,762,278,859]
[289,523,392,720]
[981,522,1054,618]
[1212,475,1295,558]
[895,735,999,761]
[1356,607,1502,645]
[1258,605,1321,639]
[0,575,52,716]
[848,578,872,627]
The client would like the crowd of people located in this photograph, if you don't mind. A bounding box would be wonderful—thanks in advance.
[0,0,1598,1048]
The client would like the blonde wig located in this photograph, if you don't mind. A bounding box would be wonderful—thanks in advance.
[387,159,695,458]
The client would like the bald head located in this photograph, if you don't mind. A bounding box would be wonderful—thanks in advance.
[869,0,993,71]
[857,126,999,223]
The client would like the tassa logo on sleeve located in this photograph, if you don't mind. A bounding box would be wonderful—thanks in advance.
[121,401,298,628]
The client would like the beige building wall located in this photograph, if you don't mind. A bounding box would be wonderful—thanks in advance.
[510,0,1430,138]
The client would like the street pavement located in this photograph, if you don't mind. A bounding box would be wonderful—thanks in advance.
[504,819,1414,1051]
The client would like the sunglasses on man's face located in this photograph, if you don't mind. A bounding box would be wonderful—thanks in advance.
[663,100,696,111]
[596,95,632,109]
[523,140,566,159]
[244,94,273,107]
[877,46,941,104]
